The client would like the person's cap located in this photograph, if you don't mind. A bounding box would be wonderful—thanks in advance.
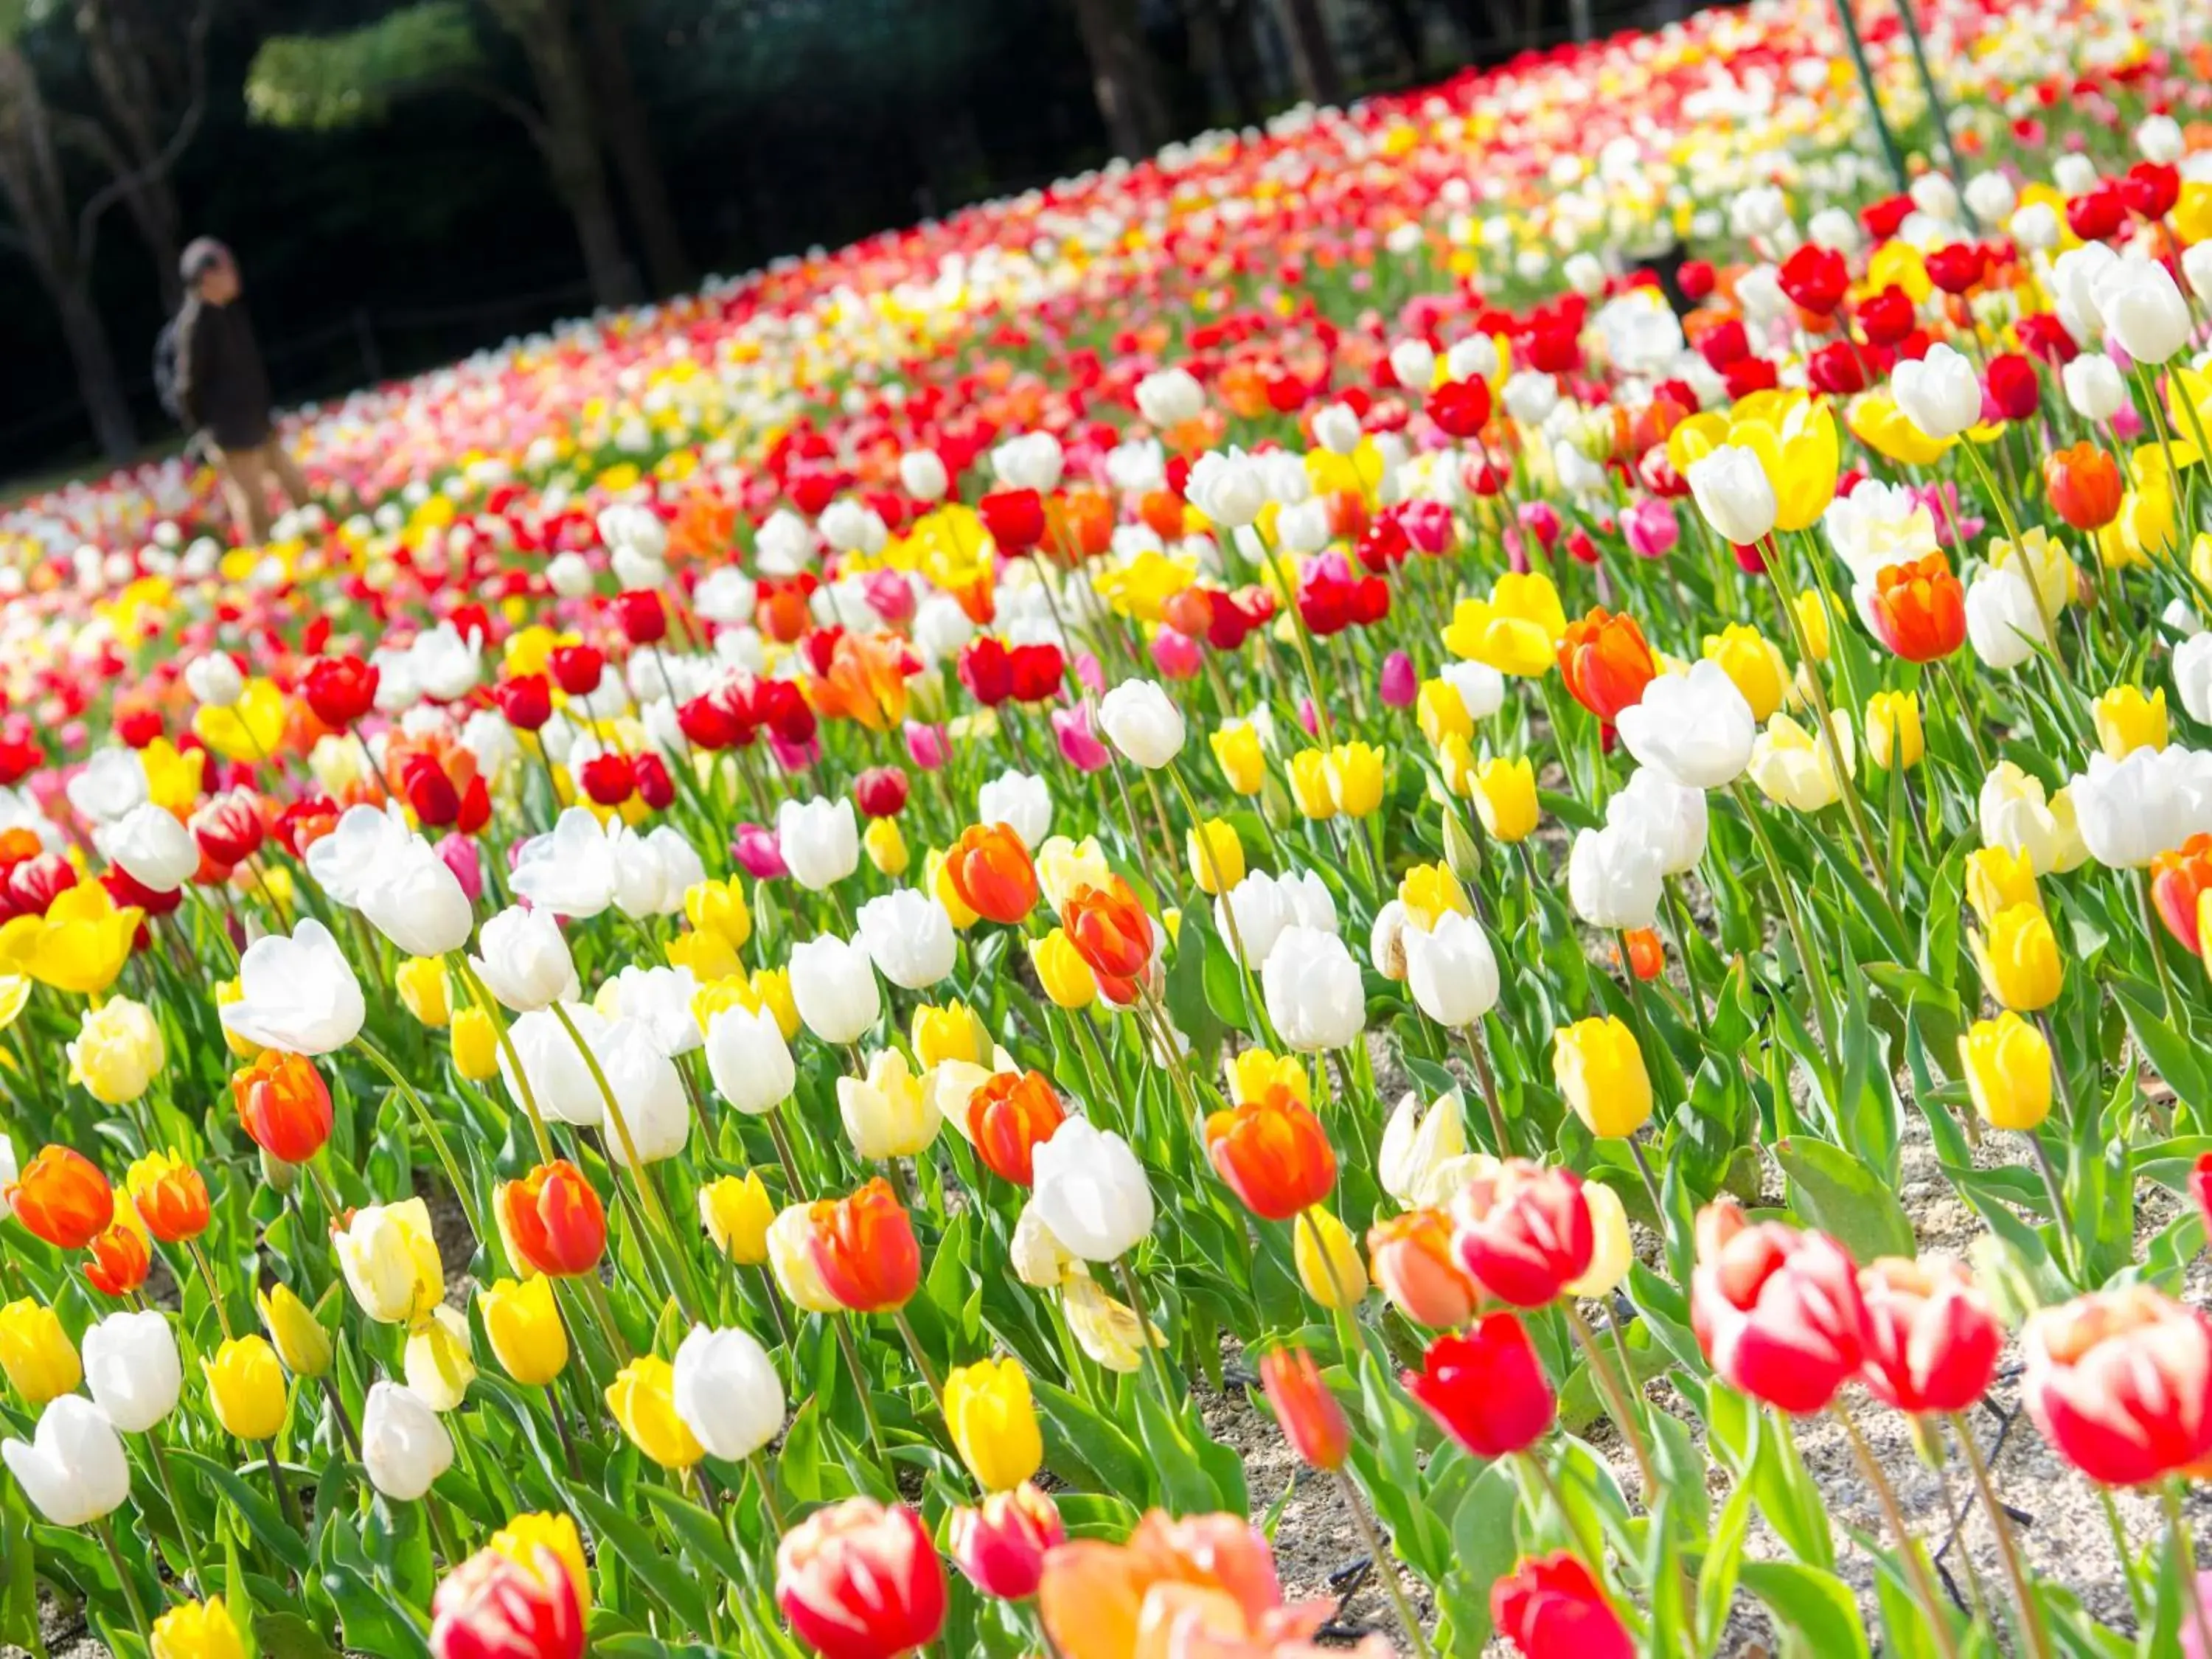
[180,238,232,281]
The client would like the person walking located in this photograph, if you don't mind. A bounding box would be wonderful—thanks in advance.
[168,237,311,546]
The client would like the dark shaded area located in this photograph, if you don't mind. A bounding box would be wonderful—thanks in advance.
[0,0,1687,482]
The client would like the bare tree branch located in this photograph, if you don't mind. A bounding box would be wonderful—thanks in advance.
[73,0,211,271]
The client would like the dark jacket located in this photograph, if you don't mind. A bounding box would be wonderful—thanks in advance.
[174,296,274,451]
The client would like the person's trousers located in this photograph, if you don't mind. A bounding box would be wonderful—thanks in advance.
[215,439,312,546]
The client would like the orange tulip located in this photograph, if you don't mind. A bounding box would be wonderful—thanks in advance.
[7,1145,115,1251]
[1259,1346,1349,1471]
[126,1152,211,1244]
[1866,552,1966,663]
[808,632,916,734]
[1046,489,1115,560]
[1367,1208,1479,1329]
[2044,442,2125,532]
[498,1161,608,1277]
[807,1178,922,1312]
[1613,927,1665,981]
[945,824,1040,925]
[232,1051,334,1164]
[1557,608,1657,723]
[1062,878,1152,986]
[967,1071,1067,1187]
[1203,1086,1338,1222]
[83,1223,150,1298]
[2151,832,2212,954]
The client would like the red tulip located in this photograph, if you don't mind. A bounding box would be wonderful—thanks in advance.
[1691,1200,1865,1415]
[978,489,1046,553]
[614,590,667,645]
[958,637,1015,707]
[2193,1152,2212,1251]
[1259,1346,1349,1471]
[431,1544,585,1659]
[1403,1314,1555,1457]
[776,1498,947,1659]
[1924,243,1986,296]
[2023,1288,2212,1486]
[580,752,636,807]
[807,1179,921,1312]
[1778,243,1848,315]
[233,1051,335,1164]
[83,1222,151,1298]
[1006,642,1065,703]
[302,655,379,728]
[1807,341,1868,396]
[1427,378,1492,439]
[1492,1552,1635,1659]
[6,1145,115,1251]
[1857,1256,2001,1414]
[2124,161,2181,220]
[2045,442,2126,532]
[967,1071,1066,1187]
[1984,353,2040,422]
[853,766,908,819]
[1447,1161,1593,1308]
[192,789,266,868]
[549,645,604,698]
[1855,285,1916,347]
[498,1161,607,1277]
[949,1484,1064,1601]
[496,675,554,733]
[2066,183,2127,243]
[633,753,674,811]
[1557,608,1656,723]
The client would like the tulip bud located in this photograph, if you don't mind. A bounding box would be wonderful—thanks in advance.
[1294,1207,1368,1309]
[480,1278,568,1388]
[83,1309,181,1433]
[257,1283,333,1378]
[945,1357,1044,1492]
[950,1484,1064,1601]
[451,1007,501,1081]
[405,1306,478,1412]
[699,1172,774,1264]
[672,1325,785,1461]
[0,1299,83,1405]
[1,1394,130,1526]
[1959,1013,2053,1131]
[605,1355,704,1470]
[361,1380,454,1501]
[1551,1016,1652,1138]
[1259,1346,1350,1471]
[396,957,453,1028]
[149,1596,248,1659]
[1028,928,1098,1010]
[1973,904,2062,1012]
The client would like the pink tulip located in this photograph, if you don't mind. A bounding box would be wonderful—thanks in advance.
[1150,628,1203,681]
[1621,497,1679,560]
[733,824,788,880]
[1518,500,1562,551]
[434,832,484,905]
[864,569,916,626]
[1399,498,1455,554]
[904,720,950,771]
[1050,703,1111,773]
[767,731,819,773]
[1379,651,1417,708]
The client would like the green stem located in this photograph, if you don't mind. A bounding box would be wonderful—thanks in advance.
[1333,1466,1435,1659]
[145,1425,207,1596]
[1833,1404,1960,1659]
[1113,1256,1183,1427]
[358,1033,482,1246]
[1950,1412,2052,1659]
[94,1514,150,1643]
[2165,1481,2212,1659]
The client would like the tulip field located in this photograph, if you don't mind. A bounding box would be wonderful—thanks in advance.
[13,0,2212,1655]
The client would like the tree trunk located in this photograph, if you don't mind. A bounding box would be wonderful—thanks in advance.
[493,0,641,307]
[1273,0,1345,105]
[1373,0,1427,74]
[1068,0,1171,159]
[50,276,137,459]
[577,0,692,296]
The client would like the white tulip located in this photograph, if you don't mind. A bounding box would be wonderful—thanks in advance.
[1031,1119,1155,1261]
[1379,1090,1470,1206]
[789,934,880,1044]
[1446,333,1500,382]
[1568,821,1665,929]
[360,1382,453,1502]
[184,653,245,709]
[1135,368,1206,428]
[1963,172,2017,225]
[978,771,1052,849]
[2093,260,2192,365]
[672,1326,785,1461]
[82,1310,181,1433]
[1891,344,1982,439]
[991,431,1064,493]
[221,918,367,1054]
[1216,872,1294,970]
[307,801,412,906]
[510,808,618,918]
[1311,403,1363,455]
[1607,766,1709,877]
[1185,448,1268,528]
[2184,243,2212,308]
[1685,445,1778,546]
[1978,762,2088,875]
[2008,201,2060,254]
[2061,353,2126,423]
[2175,634,2212,726]
[1616,663,1756,790]
[1388,339,1436,392]
[1964,566,2053,670]
[1097,679,1185,768]
[856,889,957,990]
[900,449,950,501]
[597,964,703,1057]
[357,835,474,958]
[776,796,860,892]
[703,1003,796,1115]
[470,906,579,1014]
[2,1397,130,1526]
[1440,660,1505,720]
[501,1004,616,1127]
[2069,748,2205,869]
[1260,925,1366,1053]
[1402,913,1500,1029]
[100,800,196,894]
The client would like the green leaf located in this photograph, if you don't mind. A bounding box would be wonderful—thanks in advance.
[244,2,481,130]
[1034,1380,1151,1505]
[173,1448,313,1574]
[1130,1386,1221,1516]
[637,1485,750,1587]
[1739,1560,1871,1659]
[254,1612,340,1659]
[1444,1461,1520,1653]
[1774,1136,1917,1262]
[568,1484,717,1633]
[1697,1479,1755,1652]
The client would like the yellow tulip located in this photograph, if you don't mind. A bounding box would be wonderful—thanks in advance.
[1225,1048,1309,1107]
[405,1306,477,1411]
[1397,863,1471,932]
[203,1336,289,1440]
[945,1357,1044,1492]
[862,815,910,877]
[1470,755,1538,842]
[700,1172,775,1264]
[1731,393,1839,532]
[192,679,289,765]
[1062,1274,1153,1374]
[1846,393,1955,467]
[684,877,753,953]
[257,1283,333,1378]
[1029,928,1098,1010]
[0,1300,80,1405]
[1552,1015,1652,1138]
[481,1277,568,1388]
[1186,818,1246,896]
[1974,904,2062,1012]
[838,1050,939,1160]
[1034,835,1114,914]
[605,1356,703,1470]
[1441,572,1568,675]
[66,997,164,1105]
[2174,180,2212,246]
[2097,484,2180,571]
[897,1002,978,1071]
[2093,685,2168,759]
[1294,1208,1368,1310]
[1965,846,2039,926]
[0,881,144,995]
[1325,742,1385,818]
[335,1197,445,1325]
[395,958,452,1027]
[749,968,800,1040]
[1287,748,1336,820]
[212,978,261,1060]
[1865,691,1923,771]
[766,1205,842,1313]
[1702,624,1790,722]
[1210,720,1267,796]
[1567,1181,1634,1298]
[1416,679,1472,746]
[1959,1014,2052,1132]
[489,1512,591,1611]
[666,929,744,984]
[150,1596,248,1659]
[1792,589,1832,664]
[451,1007,501,1080]
[927,848,981,929]
[1433,732,1478,800]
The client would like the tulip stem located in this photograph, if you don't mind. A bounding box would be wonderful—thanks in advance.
[1113,1256,1186,1429]
[2023,1117,2081,1284]
[546,1379,582,1479]
[447,953,557,1162]
[1726,782,1836,1069]
[1167,761,1276,1048]
[552,1001,706,1324]
[2166,1481,2212,1659]
[319,1375,361,1461]
[1627,1137,1666,1234]
[185,1237,237,1341]
[1562,1302,1658,1505]
[1515,1447,1605,1573]
[1949,1411,2053,1659]
[1934,658,1992,777]
[357,1033,482,1247]
[578,1269,635,1366]
[1457,1023,1516,1158]
[2138,867,2178,1018]
[425,1491,465,1567]
[830,1313,899,1493]
[263,1439,305,1537]
[754,1264,795,1352]
[1333,1466,1435,1659]
[144,1424,207,1596]
[92,1514,151,1643]
[1832,1404,1960,1659]
[889,1305,946,1413]
[1660,878,1711,1040]
[745,1450,787,1533]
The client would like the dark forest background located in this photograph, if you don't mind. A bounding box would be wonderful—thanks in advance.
[0,0,1689,484]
